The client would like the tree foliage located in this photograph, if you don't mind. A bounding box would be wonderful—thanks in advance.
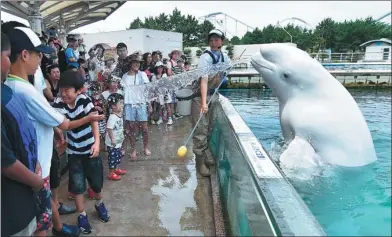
[128,8,214,47]
[235,17,391,52]
[129,11,391,52]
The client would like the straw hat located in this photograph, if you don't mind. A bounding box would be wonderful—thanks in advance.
[171,48,182,54]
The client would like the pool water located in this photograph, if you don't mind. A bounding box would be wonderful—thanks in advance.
[221,89,391,236]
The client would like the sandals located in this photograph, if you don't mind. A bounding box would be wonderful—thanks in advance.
[114,169,127,175]
[108,173,121,181]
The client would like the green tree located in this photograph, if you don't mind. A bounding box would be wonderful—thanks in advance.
[128,11,391,52]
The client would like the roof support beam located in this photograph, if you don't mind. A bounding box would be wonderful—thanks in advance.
[67,17,105,32]
[102,2,126,20]
[6,1,29,15]
[43,2,91,22]
[1,2,28,18]
[65,2,115,28]
[40,2,62,12]
[0,6,29,20]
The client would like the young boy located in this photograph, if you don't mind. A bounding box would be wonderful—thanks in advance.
[105,93,126,180]
[52,70,110,234]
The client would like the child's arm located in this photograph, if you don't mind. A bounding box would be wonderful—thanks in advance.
[90,120,100,158]
[106,115,116,146]
[107,128,116,146]
[52,96,105,130]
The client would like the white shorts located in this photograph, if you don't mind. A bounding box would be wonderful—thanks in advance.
[158,92,172,105]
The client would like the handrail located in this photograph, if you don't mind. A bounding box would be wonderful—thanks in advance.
[309,52,392,63]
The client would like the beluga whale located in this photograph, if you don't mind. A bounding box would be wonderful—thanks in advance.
[250,43,377,168]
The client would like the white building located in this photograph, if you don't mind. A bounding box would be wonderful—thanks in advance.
[78,28,183,58]
[360,38,391,62]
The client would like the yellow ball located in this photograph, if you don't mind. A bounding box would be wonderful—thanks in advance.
[177,146,187,158]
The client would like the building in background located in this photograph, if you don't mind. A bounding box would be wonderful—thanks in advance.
[79,28,183,58]
[360,38,391,62]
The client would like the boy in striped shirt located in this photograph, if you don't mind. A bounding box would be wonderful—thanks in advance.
[52,70,109,234]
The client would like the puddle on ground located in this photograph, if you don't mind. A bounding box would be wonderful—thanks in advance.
[151,164,203,236]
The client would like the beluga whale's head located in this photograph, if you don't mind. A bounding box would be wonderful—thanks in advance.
[251,43,332,103]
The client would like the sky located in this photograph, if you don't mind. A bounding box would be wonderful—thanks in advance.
[1,1,391,37]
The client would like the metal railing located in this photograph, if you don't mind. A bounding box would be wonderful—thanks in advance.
[309,52,392,63]
[231,52,391,69]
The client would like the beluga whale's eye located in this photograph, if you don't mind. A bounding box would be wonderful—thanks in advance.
[283,72,289,79]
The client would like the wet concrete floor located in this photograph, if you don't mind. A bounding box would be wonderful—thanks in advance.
[55,117,216,236]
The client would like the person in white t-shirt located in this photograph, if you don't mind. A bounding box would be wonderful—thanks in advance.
[105,93,126,181]
[121,54,152,160]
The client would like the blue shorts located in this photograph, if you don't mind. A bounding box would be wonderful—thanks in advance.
[124,104,148,122]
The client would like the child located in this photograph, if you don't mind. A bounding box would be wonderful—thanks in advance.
[105,93,126,181]
[89,81,107,140]
[102,76,123,122]
[150,61,171,125]
[102,75,123,100]
[53,70,109,234]
[171,58,185,119]
[121,54,152,160]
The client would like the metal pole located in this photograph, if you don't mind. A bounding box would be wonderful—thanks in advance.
[277,21,292,43]
[28,3,43,36]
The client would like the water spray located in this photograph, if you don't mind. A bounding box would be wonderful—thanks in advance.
[178,48,247,158]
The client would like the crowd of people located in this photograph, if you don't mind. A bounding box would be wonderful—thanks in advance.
[1,19,230,237]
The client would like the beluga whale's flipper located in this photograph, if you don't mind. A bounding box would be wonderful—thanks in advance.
[279,136,323,170]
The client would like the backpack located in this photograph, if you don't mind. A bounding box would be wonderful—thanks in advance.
[58,49,67,72]
[187,50,226,99]
[203,50,224,64]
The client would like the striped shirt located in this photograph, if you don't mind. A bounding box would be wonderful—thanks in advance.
[52,94,95,155]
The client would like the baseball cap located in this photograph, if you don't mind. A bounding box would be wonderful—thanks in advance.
[7,27,54,54]
[155,61,164,67]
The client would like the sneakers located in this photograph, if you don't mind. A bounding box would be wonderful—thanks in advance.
[114,168,127,175]
[167,117,173,125]
[156,117,163,125]
[150,119,156,125]
[78,214,92,234]
[108,172,121,181]
[58,202,77,215]
[95,202,110,223]
[52,223,81,236]
[174,113,183,119]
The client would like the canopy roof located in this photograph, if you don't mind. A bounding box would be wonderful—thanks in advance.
[1,1,126,32]
[360,38,392,47]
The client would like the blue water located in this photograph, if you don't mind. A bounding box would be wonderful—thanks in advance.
[222,89,392,236]
[322,64,391,71]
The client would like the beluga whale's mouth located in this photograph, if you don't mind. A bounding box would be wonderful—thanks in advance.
[251,51,275,73]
